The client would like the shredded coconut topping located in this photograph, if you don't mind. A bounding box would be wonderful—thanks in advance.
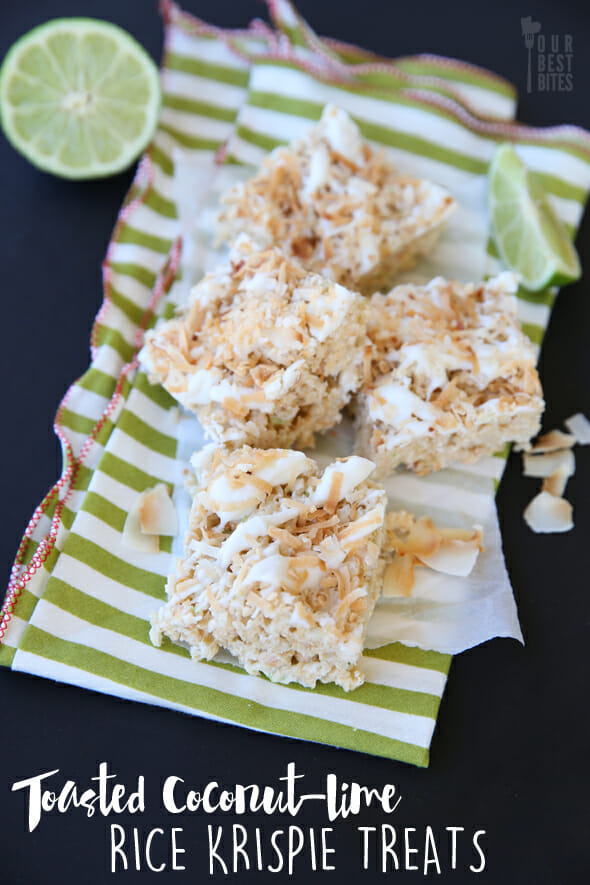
[356,273,544,474]
[150,446,386,691]
[139,237,368,448]
[217,105,456,295]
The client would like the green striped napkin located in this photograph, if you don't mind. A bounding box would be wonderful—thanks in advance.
[2,1,589,767]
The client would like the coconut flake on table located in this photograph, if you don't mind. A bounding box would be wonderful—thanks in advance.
[523,491,573,533]
[530,429,576,453]
[564,412,590,445]
[138,484,178,536]
[522,448,575,479]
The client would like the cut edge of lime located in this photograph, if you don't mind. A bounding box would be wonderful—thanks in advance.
[0,18,161,180]
[488,142,581,292]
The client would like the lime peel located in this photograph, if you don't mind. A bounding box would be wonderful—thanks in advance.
[488,142,581,291]
[0,18,161,179]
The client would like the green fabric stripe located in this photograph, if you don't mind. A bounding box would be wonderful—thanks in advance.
[159,123,222,152]
[165,51,249,87]
[61,504,75,531]
[93,325,136,363]
[76,367,118,399]
[109,262,158,290]
[133,371,177,410]
[149,143,175,176]
[162,93,236,122]
[394,57,516,98]
[0,644,16,666]
[81,491,128,532]
[235,123,283,153]
[117,409,177,458]
[117,224,173,254]
[20,537,39,568]
[521,322,544,345]
[59,408,96,436]
[63,533,166,599]
[144,187,178,220]
[206,658,439,717]
[44,545,60,573]
[44,579,154,646]
[108,284,147,326]
[73,463,94,492]
[364,642,452,674]
[516,285,557,307]
[11,588,39,622]
[98,451,165,493]
[246,58,590,163]
[536,172,586,204]
[19,626,429,765]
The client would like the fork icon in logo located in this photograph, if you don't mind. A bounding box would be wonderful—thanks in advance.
[521,16,542,93]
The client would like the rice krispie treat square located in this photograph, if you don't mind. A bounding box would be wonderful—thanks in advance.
[150,445,386,691]
[355,272,544,475]
[139,236,368,448]
[217,104,456,295]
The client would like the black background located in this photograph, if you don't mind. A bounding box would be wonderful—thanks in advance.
[0,1,588,882]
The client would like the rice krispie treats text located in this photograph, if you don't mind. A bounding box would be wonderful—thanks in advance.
[355,272,544,475]
[150,445,386,690]
[217,105,456,295]
[139,236,368,448]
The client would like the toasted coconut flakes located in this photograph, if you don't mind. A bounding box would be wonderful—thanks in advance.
[417,534,482,577]
[138,484,178,536]
[542,466,570,498]
[402,517,441,558]
[522,448,575,479]
[382,554,415,597]
[531,429,576,453]
[123,500,160,554]
[523,491,573,533]
[564,412,590,445]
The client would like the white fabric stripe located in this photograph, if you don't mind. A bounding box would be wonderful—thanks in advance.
[126,387,181,435]
[87,469,147,510]
[29,513,52,544]
[167,27,254,70]
[12,649,252,733]
[517,143,590,191]
[161,69,247,110]
[360,655,447,696]
[28,602,437,748]
[159,106,234,141]
[2,614,28,649]
[62,387,109,423]
[516,299,551,329]
[52,553,164,619]
[546,193,584,227]
[66,511,171,578]
[90,343,124,379]
[227,133,268,166]
[246,67,590,180]
[107,428,178,484]
[108,242,168,274]
[99,302,141,347]
[450,82,515,121]
[126,203,180,242]
[108,270,152,309]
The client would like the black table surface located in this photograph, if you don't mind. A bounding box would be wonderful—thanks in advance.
[1,1,588,882]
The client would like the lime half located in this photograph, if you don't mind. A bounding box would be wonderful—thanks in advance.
[488,143,581,291]
[0,18,161,179]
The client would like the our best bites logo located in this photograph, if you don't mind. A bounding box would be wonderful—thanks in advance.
[521,16,573,93]
[10,762,487,875]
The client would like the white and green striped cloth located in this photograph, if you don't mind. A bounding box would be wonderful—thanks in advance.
[2,1,589,767]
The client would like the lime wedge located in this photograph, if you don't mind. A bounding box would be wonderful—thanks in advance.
[488,143,581,291]
[0,18,161,179]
